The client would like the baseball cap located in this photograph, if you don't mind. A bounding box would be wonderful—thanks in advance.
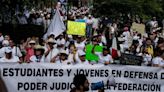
[5,47,12,53]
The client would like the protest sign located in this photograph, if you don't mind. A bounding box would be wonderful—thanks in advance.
[120,53,143,65]
[131,22,145,35]
[86,44,103,61]
[67,21,86,36]
[0,63,164,92]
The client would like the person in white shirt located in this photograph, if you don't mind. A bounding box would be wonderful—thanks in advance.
[45,38,59,63]
[56,35,66,51]
[0,47,20,62]
[74,36,85,51]
[75,50,89,64]
[98,48,113,65]
[120,27,130,52]
[0,40,10,58]
[9,40,23,61]
[67,44,77,64]
[56,50,71,65]
[152,50,164,67]
[30,45,45,63]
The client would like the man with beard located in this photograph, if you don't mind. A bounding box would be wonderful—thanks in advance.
[70,74,89,92]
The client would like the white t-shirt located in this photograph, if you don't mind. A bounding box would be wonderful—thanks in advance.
[30,55,45,63]
[56,59,72,65]
[75,42,85,51]
[11,46,22,57]
[0,56,19,62]
[98,54,113,64]
[152,57,164,66]
[45,48,59,63]
[56,38,66,46]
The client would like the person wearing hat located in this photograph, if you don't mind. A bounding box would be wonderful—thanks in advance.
[45,38,59,63]
[0,47,20,62]
[24,39,36,62]
[55,50,71,65]
[75,50,89,64]
[0,40,9,58]
[29,45,45,63]
[56,34,66,51]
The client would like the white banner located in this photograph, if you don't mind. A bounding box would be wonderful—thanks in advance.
[0,63,164,92]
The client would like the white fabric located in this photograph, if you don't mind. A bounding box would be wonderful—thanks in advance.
[56,60,72,65]
[30,55,45,63]
[11,46,22,57]
[0,56,19,62]
[75,42,85,51]
[99,54,113,64]
[45,48,59,63]
[152,57,164,66]
[44,9,66,39]
[56,38,66,45]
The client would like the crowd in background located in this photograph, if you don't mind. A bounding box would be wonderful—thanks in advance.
[0,2,164,68]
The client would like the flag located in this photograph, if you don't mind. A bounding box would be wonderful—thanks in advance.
[43,9,66,39]
[67,21,86,36]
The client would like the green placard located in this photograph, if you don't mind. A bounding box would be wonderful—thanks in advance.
[86,44,103,61]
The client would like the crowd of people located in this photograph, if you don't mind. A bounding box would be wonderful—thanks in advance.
[0,2,164,68]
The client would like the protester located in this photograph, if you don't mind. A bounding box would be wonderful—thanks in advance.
[71,74,89,92]
[152,50,164,67]
[29,45,45,63]
[75,50,89,64]
[24,39,36,62]
[0,47,20,62]
[55,50,71,65]
[44,38,59,63]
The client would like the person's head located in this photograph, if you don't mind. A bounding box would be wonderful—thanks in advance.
[0,32,2,36]
[146,38,152,46]
[73,74,89,91]
[60,51,68,61]
[76,36,82,43]
[9,40,15,47]
[88,15,92,19]
[4,35,10,40]
[152,17,156,21]
[5,47,12,59]
[69,44,76,53]
[103,48,109,56]
[78,51,86,62]
[47,38,55,48]
[29,40,36,48]
[34,45,45,56]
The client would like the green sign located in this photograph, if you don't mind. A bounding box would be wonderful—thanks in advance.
[86,44,103,61]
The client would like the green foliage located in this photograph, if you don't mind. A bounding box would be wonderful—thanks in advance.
[93,0,164,19]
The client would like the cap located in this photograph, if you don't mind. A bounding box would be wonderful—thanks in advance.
[78,50,86,56]
[5,47,12,53]
[34,45,44,50]
[29,40,36,44]
[47,38,55,43]
[60,50,68,55]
